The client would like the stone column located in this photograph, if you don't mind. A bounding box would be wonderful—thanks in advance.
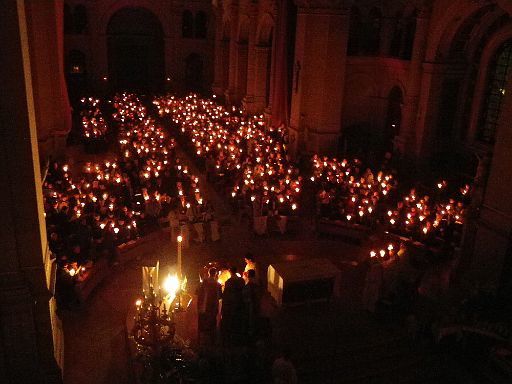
[234,42,249,103]
[265,17,277,119]
[168,2,183,92]
[396,7,430,158]
[25,0,71,160]
[225,3,239,103]
[242,4,259,112]
[0,1,62,383]
[289,1,349,157]
[247,45,272,113]
[212,5,226,95]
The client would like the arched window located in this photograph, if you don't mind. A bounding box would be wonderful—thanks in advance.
[107,7,165,91]
[74,4,88,34]
[347,6,362,56]
[64,3,73,34]
[363,8,382,55]
[479,40,512,143]
[182,10,194,38]
[195,11,208,39]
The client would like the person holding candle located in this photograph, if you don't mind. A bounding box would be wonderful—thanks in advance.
[243,253,258,283]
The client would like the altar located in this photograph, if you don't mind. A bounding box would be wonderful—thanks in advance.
[267,258,341,306]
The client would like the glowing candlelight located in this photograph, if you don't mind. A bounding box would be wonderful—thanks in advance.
[163,273,180,303]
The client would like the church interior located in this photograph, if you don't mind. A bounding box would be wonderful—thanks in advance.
[2,0,512,383]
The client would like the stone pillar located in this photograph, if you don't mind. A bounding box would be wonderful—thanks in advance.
[212,5,226,95]
[465,74,512,291]
[234,42,249,103]
[396,7,430,157]
[265,18,277,118]
[221,39,231,95]
[25,0,71,160]
[289,1,349,157]
[0,1,62,383]
[167,3,183,92]
[225,3,239,103]
[242,4,259,112]
[247,45,272,113]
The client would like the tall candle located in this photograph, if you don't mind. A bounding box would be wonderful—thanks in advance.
[177,235,183,279]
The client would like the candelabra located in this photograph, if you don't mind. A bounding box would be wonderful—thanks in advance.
[131,276,193,383]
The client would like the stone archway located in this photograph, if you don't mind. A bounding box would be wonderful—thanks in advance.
[107,7,164,91]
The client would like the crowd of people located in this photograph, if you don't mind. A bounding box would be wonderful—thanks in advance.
[197,254,271,345]
[386,183,469,244]
[79,96,108,140]
[154,94,470,245]
[45,93,215,304]
[312,154,397,225]
[51,92,479,383]
[153,95,301,220]
[58,93,472,289]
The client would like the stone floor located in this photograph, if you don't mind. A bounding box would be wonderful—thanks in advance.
[60,144,452,384]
